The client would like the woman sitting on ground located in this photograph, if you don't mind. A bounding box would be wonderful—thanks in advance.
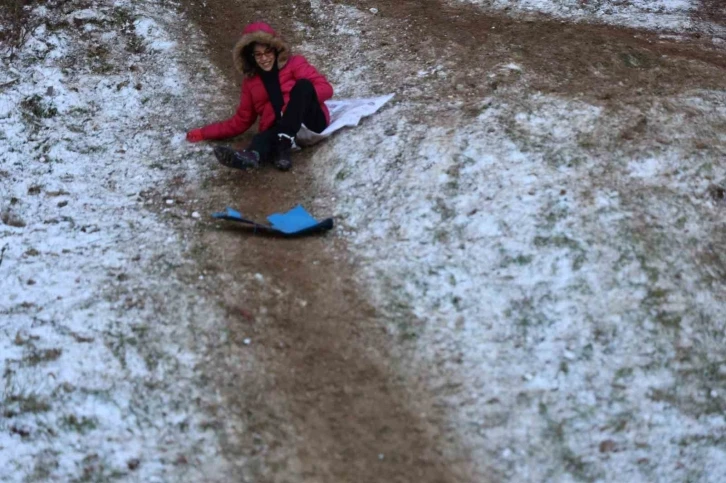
[185,22,333,171]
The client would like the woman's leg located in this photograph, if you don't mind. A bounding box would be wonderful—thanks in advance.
[248,128,278,161]
[213,128,276,170]
[278,79,327,137]
[269,79,327,171]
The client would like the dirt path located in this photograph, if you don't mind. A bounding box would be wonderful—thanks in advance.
[171,2,472,482]
[168,1,725,481]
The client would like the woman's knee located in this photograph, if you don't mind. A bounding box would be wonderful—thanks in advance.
[291,78,314,94]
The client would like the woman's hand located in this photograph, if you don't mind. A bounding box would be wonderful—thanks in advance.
[186,129,204,143]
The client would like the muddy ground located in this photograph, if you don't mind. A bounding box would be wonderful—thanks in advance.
[162,1,726,481]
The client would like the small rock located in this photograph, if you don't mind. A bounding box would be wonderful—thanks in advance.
[239,309,254,321]
[599,440,616,453]
[127,458,140,471]
[369,7,379,14]
[707,184,726,203]
[57,200,68,208]
[10,424,30,438]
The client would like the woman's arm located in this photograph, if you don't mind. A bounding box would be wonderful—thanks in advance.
[193,82,258,141]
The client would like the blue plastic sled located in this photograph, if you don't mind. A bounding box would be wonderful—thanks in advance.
[212,205,334,237]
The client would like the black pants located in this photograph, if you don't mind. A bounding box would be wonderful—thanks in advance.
[249,79,327,160]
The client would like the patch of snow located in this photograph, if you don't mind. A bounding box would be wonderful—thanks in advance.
[628,156,663,178]
[318,67,726,481]
[0,1,240,481]
[453,0,702,31]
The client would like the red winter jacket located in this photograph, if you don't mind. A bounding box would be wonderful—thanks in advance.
[198,23,333,141]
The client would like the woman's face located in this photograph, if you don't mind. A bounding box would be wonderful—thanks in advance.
[254,44,275,72]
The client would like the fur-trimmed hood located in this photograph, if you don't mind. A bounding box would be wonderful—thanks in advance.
[232,22,290,78]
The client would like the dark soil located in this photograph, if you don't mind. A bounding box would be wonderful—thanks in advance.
[696,0,726,26]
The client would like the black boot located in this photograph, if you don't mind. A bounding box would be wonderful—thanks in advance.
[273,134,295,171]
[214,146,260,170]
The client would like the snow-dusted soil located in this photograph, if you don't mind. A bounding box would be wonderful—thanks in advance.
[3,0,726,481]
[324,91,726,482]
[0,1,239,480]
[452,0,720,33]
[303,1,726,481]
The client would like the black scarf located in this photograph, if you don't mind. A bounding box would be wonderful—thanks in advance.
[259,59,284,122]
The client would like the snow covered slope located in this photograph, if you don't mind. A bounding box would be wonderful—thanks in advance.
[0,1,235,480]
[453,0,703,31]
[307,1,726,481]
